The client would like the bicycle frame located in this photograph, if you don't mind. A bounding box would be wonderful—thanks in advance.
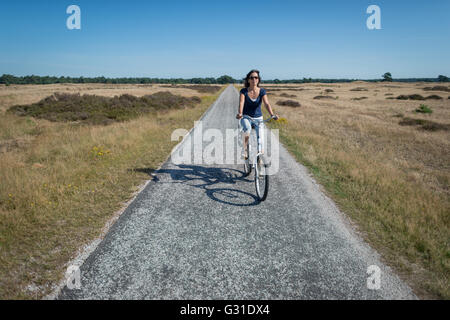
[238,115,276,201]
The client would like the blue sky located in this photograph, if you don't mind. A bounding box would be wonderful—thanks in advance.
[0,0,449,79]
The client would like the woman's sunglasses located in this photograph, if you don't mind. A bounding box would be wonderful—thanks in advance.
[249,76,259,80]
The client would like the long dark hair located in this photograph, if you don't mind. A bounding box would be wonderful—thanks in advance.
[244,69,261,88]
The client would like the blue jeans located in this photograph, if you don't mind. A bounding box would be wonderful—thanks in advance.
[240,115,264,153]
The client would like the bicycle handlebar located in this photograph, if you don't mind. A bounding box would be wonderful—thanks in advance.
[240,115,278,122]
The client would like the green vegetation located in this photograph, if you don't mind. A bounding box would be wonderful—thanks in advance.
[425,95,443,100]
[351,97,368,101]
[313,95,336,100]
[276,100,301,107]
[0,74,235,85]
[216,75,235,84]
[382,72,393,82]
[2,74,448,85]
[423,86,450,92]
[399,117,449,131]
[396,94,443,101]
[415,104,433,114]
[437,75,449,82]
[279,93,297,98]
[409,94,426,100]
[6,92,201,125]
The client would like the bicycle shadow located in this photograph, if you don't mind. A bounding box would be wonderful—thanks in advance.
[132,164,260,206]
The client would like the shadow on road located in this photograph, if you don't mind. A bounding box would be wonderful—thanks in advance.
[132,164,260,206]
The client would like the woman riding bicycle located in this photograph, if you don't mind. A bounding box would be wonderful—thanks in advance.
[236,69,278,159]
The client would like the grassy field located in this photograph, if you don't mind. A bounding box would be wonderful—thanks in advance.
[239,82,449,299]
[0,83,225,299]
[1,82,448,299]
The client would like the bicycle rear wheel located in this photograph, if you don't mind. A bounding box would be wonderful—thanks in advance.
[255,154,269,201]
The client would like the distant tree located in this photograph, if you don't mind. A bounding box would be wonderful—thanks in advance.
[217,75,235,84]
[273,78,281,84]
[382,72,393,82]
[0,74,17,85]
[438,75,449,82]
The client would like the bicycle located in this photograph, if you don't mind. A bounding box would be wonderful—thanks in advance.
[238,115,277,201]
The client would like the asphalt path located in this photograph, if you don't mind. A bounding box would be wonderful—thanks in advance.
[57,85,416,299]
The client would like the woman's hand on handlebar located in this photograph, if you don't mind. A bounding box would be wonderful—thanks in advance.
[272,114,279,120]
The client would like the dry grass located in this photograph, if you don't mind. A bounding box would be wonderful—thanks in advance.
[158,84,222,94]
[237,81,450,299]
[0,83,225,299]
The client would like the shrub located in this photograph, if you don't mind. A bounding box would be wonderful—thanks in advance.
[396,94,443,100]
[399,117,449,131]
[396,94,426,100]
[423,86,450,92]
[277,100,301,107]
[408,94,425,100]
[351,97,368,101]
[425,95,443,100]
[313,95,335,100]
[268,117,288,125]
[415,104,432,114]
[6,91,202,125]
[350,87,368,91]
[280,93,296,98]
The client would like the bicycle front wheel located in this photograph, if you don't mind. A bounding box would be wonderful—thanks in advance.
[255,154,269,201]
[243,143,251,177]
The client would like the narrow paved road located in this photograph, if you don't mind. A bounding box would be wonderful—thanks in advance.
[58,85,416,299]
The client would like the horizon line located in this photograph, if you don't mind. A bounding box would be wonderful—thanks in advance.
[1,74,448,82]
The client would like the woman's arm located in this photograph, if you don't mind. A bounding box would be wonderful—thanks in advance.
[262,94,278,118]
[236,93,245,119]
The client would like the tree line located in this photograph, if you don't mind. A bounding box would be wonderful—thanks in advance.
[0,74,448,85]
[0,74,235,85]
